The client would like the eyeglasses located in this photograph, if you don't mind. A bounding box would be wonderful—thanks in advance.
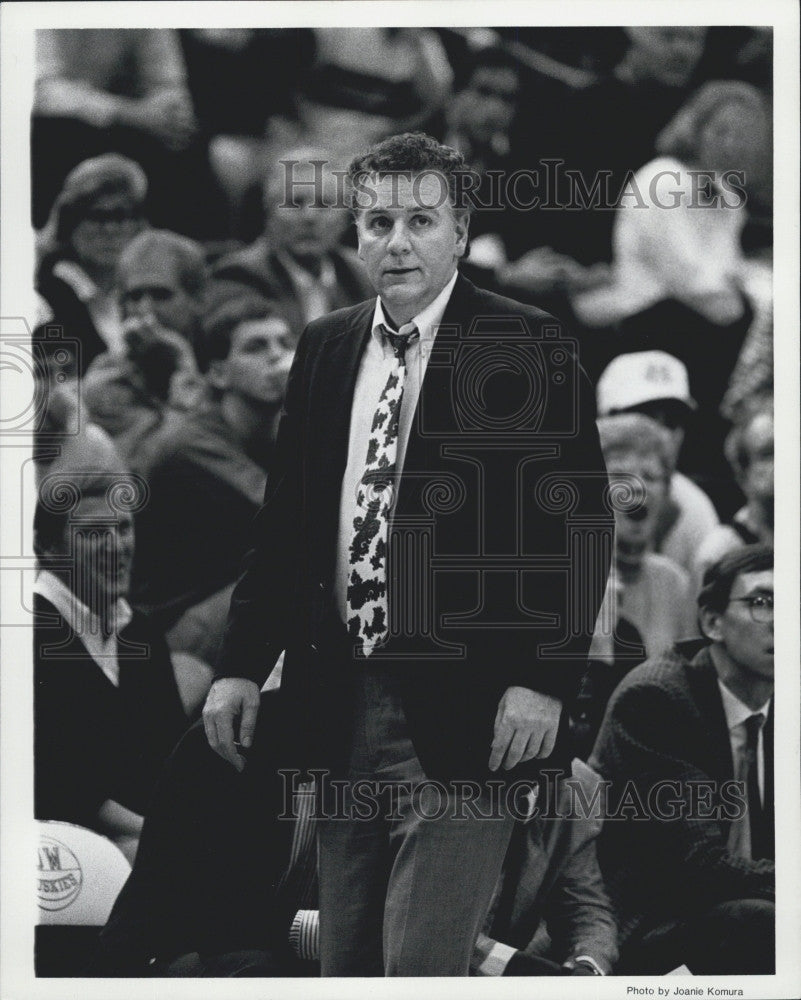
[729,594,773,623]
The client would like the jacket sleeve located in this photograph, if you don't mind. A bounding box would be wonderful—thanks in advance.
[538,827,619,973]
[591,678,774,905]
[505,356,613,703]
[214,327,311,685]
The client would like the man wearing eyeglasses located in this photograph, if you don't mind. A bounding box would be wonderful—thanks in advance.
[590,544,774,975]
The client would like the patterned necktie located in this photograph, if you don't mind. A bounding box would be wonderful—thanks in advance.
[347,324,418,654]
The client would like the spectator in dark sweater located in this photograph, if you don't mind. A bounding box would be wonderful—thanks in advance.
[130,296,294,662]
[33,423,189,865]
[209,147,373,342]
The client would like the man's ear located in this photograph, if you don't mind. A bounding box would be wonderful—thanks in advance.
[207,358,228,393]
[699,606,723,644]
[454,211,470,258]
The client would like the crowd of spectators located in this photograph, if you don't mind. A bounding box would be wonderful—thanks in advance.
[31,26,775,978]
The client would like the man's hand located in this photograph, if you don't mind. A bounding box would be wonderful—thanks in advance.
[489,687,562,772]
[202,678,261,772]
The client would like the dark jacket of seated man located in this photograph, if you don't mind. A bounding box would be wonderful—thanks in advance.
[589,544,775,975]
[93,690,616,977]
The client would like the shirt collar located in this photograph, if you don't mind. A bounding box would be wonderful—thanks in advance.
[371,268,458,346]
[34,568,133,640]
[717,678,771,733]
[276,249,336,290]
[52,259,98,303]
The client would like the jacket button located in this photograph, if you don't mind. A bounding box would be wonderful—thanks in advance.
[318,582,325,592]
[310,643,318,653]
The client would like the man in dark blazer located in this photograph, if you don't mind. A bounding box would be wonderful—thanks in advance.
[590,544,774,974]
[209,147,374,343]
[203,132,612,975]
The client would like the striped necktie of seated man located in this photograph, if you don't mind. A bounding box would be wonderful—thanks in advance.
[347,323,419,655]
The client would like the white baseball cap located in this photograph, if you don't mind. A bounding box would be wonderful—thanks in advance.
[597,351,697,415]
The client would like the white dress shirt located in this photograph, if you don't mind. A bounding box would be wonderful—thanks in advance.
[334,270,458,623]
[34,569,133,687]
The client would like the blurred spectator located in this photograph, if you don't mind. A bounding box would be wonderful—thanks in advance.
[590,545,774,974]
[694,402,773,582]
[571,82,772,515]
[596,352,719,577]
[210,149,372,342]
[33,28,224,239]
[511,26,709,274]
[178,29,316,239]
[572,81,771,329]
[117,230,209,347]
[34,421,192,864]
[721,301,773,425]
[35,154,148,376]
[574,414,697,757]
[130,297,294,661]
[82,230,210,462]
[473,759,618,977]
[295,28,453,156]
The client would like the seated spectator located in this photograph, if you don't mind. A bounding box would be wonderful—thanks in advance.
[130,297,294,660]
[569,82,771,514]
[590,545,774,975]
[82,230,210,462]
[572,81,771,330]
[33,422,193,865]
[33,28,225,239]
[94,700,616,977]
[694,401,773,581]
[473,758,618,977]
[575,414,697,756]
[296,28,453,156]
[210,148,373,341]
[178,28,316,240]
[502,26,709,303]
[596,351,720,577]
[35,154,148,375]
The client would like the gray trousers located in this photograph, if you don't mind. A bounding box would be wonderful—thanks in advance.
[317,671,515,976]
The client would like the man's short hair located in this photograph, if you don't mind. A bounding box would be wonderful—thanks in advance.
[596,413,675,478]
[117,230,208,300]
[198,296,282,372]
[698,543,773,614]
[346,132,478,218]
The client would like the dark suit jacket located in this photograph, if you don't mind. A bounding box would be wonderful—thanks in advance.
[209,238,374,343]
[216,273,612,780]
[33,594,188,825]
[589,641,775,946]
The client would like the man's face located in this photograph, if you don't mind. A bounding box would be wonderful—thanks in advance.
[265,162,347,263]
[118,249,201,339]
[355,171,468,325]
[704,569,774,681]
[70,193,143,271]
[626,27,706,87]
[63,495,135,613]
[606,450,669,567]
[462,66,519,142]
[210,316,295,406]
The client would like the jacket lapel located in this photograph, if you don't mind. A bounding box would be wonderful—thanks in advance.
[307,301,374,580]
[685,645,735,781]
